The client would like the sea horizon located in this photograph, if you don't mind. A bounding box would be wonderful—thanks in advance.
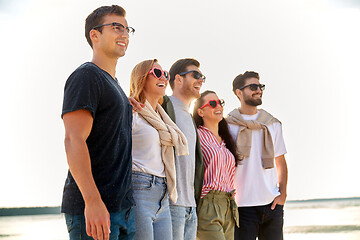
[1,197,360,240]
[1,196,360,216]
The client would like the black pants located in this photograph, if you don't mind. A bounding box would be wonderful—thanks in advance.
[234,202,284,240]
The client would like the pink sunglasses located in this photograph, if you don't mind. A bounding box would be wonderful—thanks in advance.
[148,67,170,80]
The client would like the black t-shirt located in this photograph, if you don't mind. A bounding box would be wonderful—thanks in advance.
[61,62,134,215]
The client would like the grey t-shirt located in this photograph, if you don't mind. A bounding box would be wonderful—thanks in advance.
[169,96,197,207]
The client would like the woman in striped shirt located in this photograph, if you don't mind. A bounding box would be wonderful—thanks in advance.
[193,90,239,240]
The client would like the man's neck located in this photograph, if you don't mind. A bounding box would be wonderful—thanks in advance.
[239,104,258,115]
[91,53,118,79]
[172,91,193,107]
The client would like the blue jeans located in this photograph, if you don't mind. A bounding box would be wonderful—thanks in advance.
[234,202,284,240]
[65,207,135,240]
[170,205,197,240]
[132,171,172,240]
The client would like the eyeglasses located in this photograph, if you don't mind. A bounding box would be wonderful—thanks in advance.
[92,22,135,35]
[200,99,225,109]
[239,84,265,91]
[179,70,206,82]
[148,67,170,81]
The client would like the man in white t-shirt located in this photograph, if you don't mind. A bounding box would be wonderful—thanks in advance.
[226,71,288,240]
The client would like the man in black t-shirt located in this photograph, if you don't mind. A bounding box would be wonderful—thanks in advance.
[61,5,136,240]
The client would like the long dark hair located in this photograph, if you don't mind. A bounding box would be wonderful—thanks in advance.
[193,90,239,165]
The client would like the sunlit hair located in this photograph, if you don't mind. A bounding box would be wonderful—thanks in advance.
[85,5,126,48]
[130,59,163,105]
[169,58,200,90]
[193,90,240,165]
[232,71,260,94]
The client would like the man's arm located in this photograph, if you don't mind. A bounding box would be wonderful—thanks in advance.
[63,109,110,240]
[271,154,288,210]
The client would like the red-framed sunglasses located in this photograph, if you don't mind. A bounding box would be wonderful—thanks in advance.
[200,99,225,109]
[148,67,170,81]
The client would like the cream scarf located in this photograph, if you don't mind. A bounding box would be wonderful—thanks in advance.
[226,109,280,169]
[137,100,189,203]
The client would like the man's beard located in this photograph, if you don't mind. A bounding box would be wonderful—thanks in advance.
[181,80,200,99]
[244,97,262,106]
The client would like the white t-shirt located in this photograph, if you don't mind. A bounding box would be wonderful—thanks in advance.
[131,112,165,177]
[228,110,287,207]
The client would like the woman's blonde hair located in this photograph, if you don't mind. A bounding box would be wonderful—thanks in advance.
[130,59,163,105]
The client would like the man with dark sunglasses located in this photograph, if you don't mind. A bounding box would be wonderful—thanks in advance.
[226,71,288,240]
[61,5,135,240]
[161,58,205,240]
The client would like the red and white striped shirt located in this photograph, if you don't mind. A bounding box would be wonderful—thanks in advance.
[197,126,236,198]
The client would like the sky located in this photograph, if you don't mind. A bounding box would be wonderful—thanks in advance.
[0,0,359,207]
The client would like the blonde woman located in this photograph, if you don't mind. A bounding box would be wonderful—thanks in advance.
[130,59,188,240]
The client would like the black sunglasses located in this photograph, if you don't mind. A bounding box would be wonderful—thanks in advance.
[179,70,206,82]
[200,99,225,109]
[239,84,265,91]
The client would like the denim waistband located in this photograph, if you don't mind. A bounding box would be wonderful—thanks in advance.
[132,171,166,184]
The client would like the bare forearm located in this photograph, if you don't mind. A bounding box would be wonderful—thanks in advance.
[62,110,110,239]
[275,155,288,197]
[65,136,101,204]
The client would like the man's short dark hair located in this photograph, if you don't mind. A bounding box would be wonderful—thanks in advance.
[169,58,200,90]
[85,5,126,48]
[232,71,260,94]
